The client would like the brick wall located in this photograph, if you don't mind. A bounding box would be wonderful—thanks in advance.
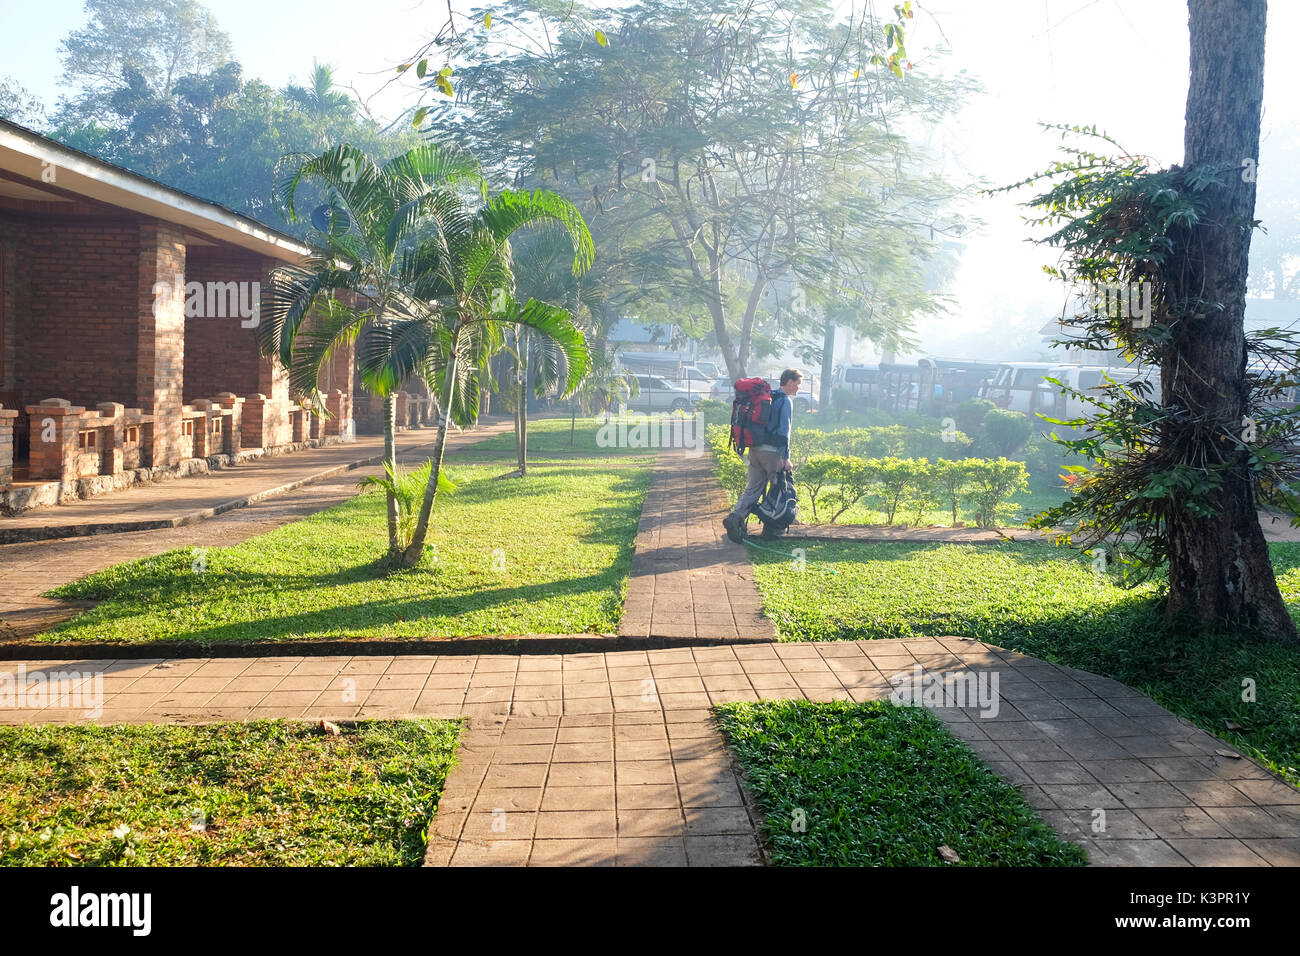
[3,213,140,418]
[183,245,268,402]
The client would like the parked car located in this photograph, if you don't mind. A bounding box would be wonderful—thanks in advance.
[668,365,716,399]
[624,374,701,413]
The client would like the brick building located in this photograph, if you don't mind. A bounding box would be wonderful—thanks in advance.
[0,118,364,512]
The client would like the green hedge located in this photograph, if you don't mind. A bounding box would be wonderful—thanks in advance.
[796,455,1028,528]
[707,425,1029,529]
[790,424,972,468]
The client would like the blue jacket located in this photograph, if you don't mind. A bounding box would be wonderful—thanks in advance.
[763,389,792,460]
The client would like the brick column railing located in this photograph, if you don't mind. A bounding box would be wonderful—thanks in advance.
[95,402,125,475]
[25,398,84,482]
[215,393,244,453]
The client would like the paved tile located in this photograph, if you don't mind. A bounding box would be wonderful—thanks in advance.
[3,639,1295,869]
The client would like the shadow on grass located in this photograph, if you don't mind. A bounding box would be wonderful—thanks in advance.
[43,463,654,644]
[47,570,622,644]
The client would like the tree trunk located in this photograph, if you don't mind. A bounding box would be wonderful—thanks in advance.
[518,331,529,474]
[382,391,399,555]
[1165,0,1295,641]
[402,342,459,567]
[820,320,836,411]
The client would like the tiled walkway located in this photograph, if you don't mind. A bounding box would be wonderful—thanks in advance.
[618,454,775,641]
[1,639,1296,867]
[0,422,512,638]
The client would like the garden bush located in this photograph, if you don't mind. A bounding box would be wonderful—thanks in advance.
[979,408,1034,457]
[711,424,1029,528]
[693,398,732,426]
[952,398,997,439]
[966,458,1031,528]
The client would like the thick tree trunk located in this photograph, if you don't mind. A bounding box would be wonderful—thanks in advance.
[382,392,399,555]
[1165,0,1295,641]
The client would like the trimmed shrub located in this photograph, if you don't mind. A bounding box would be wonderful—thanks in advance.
[980,408,1033,458]
[952,398,997,439]
[965,458,1031,529]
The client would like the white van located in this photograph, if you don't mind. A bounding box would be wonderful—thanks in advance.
[1036,365,1161,420]
[979,363,1057,414]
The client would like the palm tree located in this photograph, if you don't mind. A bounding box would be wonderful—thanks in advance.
[569,356,639,444]
[258,142,479,558]
[283,62,354,133]
[377,188,596,566]
[500,229,607,474]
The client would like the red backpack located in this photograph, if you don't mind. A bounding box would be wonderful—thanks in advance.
[730,377,774,456]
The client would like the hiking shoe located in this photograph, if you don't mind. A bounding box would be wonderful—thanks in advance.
[722,512,746,543]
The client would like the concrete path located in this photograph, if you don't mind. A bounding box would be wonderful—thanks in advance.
[618,453,775,641]
[0,639,1295,867]
[0,422,512,638]
[0,421,511,540]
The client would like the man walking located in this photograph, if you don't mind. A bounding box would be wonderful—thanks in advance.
[723,368,802,543]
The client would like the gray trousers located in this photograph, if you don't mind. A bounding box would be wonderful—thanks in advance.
[732,447,785,518]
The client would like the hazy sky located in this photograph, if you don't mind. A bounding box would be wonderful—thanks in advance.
[4,0,1298,361]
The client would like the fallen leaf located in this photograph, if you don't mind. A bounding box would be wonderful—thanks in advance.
[319,719,342,736]
[1214,749,1242,759]
[938,845,960,863]
[1224,719,1245,731]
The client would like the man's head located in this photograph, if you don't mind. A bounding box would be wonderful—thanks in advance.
[779,368,803,397]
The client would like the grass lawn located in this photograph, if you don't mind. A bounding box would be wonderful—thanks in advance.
[0,719,459,866]
[715,699,1087,866]
[451,414,675,461]
[747,539,1300,785]
[45,462,651,644]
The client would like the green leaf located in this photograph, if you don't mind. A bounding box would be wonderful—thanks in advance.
[595,29,608,47]
[484,11,491,28]
[416,59,427,79]
[412,106,428,127]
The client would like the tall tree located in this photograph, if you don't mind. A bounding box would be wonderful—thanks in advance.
[1166,0,1291,636]
[428,0,968,379]
[55,0,235,122]
[1020,1,1296,643]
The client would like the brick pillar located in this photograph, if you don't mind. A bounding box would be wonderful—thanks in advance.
[137,222,187,466]
[0,406,16,487]
[190,401,216,458]
[242,394,270,449]
[96,402,125,475]
[394,391,409,431]
[255,289,292,445]
[215,393,244,452]
[324,389,348,437]
[25,398,82,482]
